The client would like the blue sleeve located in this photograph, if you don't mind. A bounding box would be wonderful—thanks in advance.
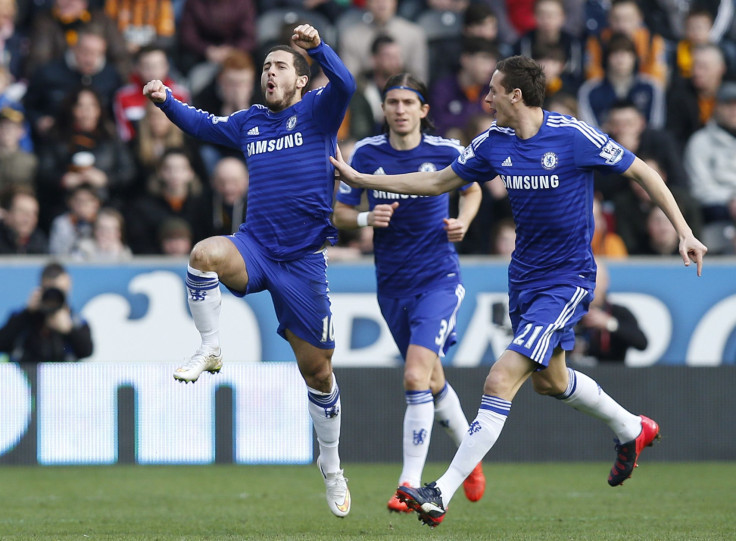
[157,90,246,149]
[572,123,636,174]
[307,42,356,134]
[450,137,497,184]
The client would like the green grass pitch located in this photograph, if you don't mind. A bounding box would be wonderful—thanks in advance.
[1,462,734,540]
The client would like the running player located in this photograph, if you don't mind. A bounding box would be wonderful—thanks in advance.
[143,24,355,518]
[332,73,485,513]
[331,55,707,527]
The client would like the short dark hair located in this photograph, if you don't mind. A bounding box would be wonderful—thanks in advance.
[494,55,546,107]
[41,262,67,283]
[371,34,396,56]
[381,72,434,133]
[265,45,310,95]
[464,3,496,27]
[461,36,500,58]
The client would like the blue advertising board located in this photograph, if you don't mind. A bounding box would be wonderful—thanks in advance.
[0,257,734,365]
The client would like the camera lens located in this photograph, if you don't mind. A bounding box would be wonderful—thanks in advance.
[40,287,66,314]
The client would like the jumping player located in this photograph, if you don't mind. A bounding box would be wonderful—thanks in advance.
[331,55,707,527]
[143,24,355,518]
[332,73,485,513]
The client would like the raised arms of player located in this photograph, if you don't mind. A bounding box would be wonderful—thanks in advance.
[143,79,244,149]
[333,201,398,229]
[623,157,708,275]
[331,147,468,196]
[302,26,356,134]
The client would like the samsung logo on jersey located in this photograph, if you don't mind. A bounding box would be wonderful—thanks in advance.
[372,190,428,199]
[501,174,560,190]
[246,133,303,156]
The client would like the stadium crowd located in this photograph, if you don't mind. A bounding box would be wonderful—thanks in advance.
[0,0,735,259]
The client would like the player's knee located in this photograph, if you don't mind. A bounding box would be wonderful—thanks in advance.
[302,361,333,392]
[483,369,509,396]
[531,376,565,396]
[403,365,430,391]
[189,239,225,271]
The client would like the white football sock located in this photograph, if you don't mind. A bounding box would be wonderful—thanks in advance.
[308,375,342,473]
[436,396,510,508]
[399,390,434,487]
[557,368,641,442]
[434,382,470,447]
[186,265,221,351]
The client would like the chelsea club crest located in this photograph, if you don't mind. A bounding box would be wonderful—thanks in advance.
[419,162,436,172]
[286,115,297,130]
[541,152,558,170]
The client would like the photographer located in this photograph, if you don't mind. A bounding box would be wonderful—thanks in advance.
[0,262,93,363]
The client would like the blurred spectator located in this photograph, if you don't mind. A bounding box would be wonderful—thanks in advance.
[24,25,124,139]
[534,44,580,100]
[578,33,665,129]
[643,206,680,255]
[463,2,511,58]
[125,148,210,254]
[24,0,130,80]
[601,100,688,194]
[157,215,192,256]
[0,261,93,363]
[356,34,404,133]
[266,0,348,24]
[0,185,48,254]
[429,37,497,139]
[666,42,728,151]
[672,6,736,80]
[339,0,428,83]
[35,87,135,228]
[74,206,133,260]
[0,106,37,190]
[641,0,735,43]
[613,156,702,255]
[176,0,257,89]
[684,81,736,254]
[584,0,668,88]
[208,156,248,236]
[0,0,26,81]
[113,44,189,142]
[544,91,578,116]
[0,65,32,152]
[129,100,188,185]
[192,50,256,174]
[572,258,647,364]
[591,197,628,258]
[490,217,515,257]
[104,0,176,55]
[48,182,101,255]
[514,0,584,88]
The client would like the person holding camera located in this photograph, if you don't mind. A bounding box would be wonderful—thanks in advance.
[0,262,93,363]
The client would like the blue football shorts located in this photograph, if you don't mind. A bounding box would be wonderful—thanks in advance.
[507,283,593,368]
[227,231,335,350]
[378,283,465,360]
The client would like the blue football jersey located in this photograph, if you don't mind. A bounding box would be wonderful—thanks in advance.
[451,111,636,290]
[157,42,355,261]
[337,133,469,297]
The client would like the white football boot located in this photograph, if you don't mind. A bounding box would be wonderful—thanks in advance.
[317,457,351,517]
[173,348,223,383]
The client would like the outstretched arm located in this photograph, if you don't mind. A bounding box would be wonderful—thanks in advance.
[330,147,468,196]
[623,157,707,275]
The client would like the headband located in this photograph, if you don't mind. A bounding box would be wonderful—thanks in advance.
[383,85,426,103]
